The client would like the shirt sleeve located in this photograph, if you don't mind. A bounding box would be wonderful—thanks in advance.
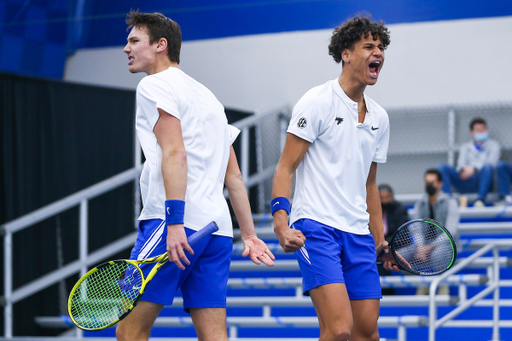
[373,114,390,163]
[486,140,501,166]
[287,95,330,143]
[228,124,240,145]
[137,76,179,130]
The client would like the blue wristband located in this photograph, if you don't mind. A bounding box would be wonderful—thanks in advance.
[165,200,185,225]
[270,197,290,215]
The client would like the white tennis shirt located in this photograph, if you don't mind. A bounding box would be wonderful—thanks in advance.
[135,67,238,237]
[288,79,390,235]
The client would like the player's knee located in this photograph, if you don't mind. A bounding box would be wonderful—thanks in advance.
[323,324,351,341]
[116,323,149,341]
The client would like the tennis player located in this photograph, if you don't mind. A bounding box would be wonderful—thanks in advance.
[117,11,275,341]
[272,15,397,341]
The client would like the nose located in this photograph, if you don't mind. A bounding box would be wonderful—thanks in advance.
[123,43,130,54]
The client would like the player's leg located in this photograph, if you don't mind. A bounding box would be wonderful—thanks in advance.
[338,232,382,341]
[180,234,232,340]
[350,299,380,341]
[309,283,353,341]
[190,307,228,341]
[116,301,164,341]
[293,219,352,340]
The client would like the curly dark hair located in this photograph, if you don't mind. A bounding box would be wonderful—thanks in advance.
[328,14,390,64]
[126,10,182,64]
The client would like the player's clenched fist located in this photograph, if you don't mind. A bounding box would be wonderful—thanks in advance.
[274,225,306,253]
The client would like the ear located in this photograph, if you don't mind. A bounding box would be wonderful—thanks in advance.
[156,37,168,53]
[341,48,350,64]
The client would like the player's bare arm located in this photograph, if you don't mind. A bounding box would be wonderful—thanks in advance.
[154,108,194,270]
[225,146,275,266]
[366,162,398,271]
[271,133,310,252]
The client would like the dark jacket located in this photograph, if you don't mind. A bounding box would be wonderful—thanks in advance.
[382,201,409,242]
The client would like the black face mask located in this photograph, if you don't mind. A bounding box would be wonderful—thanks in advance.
[382,202,395,211]
[425,184,437,196]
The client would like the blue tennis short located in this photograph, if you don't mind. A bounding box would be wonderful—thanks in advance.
[130,219,232,311]
[292,218,382,300]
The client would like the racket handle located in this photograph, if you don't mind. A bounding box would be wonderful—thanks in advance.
[187,221,219,246]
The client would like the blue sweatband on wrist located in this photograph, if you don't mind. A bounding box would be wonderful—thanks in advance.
[165,200,185,225]
[270,197,290,215]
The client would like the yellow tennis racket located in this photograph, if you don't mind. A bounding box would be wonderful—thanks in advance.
[68,221,219,331]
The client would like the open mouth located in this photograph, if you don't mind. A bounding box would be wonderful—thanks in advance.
[368,60,382,78]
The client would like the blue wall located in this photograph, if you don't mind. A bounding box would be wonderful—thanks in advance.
[1,0,511,79]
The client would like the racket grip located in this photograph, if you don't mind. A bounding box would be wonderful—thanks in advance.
[187,221,219,246]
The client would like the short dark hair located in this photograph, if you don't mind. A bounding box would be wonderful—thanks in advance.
[378,183,394,195]
[126,10,182,64]
[469,117,487,131]
[425,168,443,182]
[328,14,390,65]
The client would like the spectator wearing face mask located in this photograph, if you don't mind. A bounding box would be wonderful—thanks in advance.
[378,184,409,294]
[438,117,500,207]
[411,169,460,247]
[411,169,460,295]
[379,184,409,243]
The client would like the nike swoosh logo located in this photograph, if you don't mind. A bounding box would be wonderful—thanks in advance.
[371,126,379,131]
[272,201,279,207]
[167,207,170,215]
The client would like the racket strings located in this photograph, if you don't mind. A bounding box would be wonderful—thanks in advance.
[393,221,454,275]
[69,262,143,329]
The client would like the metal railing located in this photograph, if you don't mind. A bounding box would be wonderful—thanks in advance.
[428,239,512,341]
[0,106,289,338]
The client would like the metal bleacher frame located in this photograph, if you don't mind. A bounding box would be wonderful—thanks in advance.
[3,103,512,341]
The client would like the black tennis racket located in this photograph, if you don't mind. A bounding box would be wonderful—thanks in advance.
[379,218,457,276]
[68,221,219,331]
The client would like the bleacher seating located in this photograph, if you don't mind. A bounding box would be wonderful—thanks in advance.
[34,205,512,341]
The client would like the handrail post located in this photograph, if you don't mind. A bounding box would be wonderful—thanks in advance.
[4,232,12,338]
[492,246,500,341]
[447,109,455,167]
[241,127,249,182]
[79,200,88,277]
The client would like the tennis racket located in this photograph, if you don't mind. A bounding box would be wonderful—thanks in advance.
[68,221,219,331]
[379,218,457,276]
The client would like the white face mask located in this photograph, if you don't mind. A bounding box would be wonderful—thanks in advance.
[473,132,488,143]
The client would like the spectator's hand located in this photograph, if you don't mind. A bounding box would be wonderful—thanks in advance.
[459,166,475,180]
[241,235,275,266]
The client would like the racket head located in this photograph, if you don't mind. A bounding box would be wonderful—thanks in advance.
[390,218,457,276]
[68,260,145,331]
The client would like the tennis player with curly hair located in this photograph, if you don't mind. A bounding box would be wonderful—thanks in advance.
[272,14,397,341]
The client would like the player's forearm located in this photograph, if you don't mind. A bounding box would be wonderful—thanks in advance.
[271,164,294,231]
[366,182,384,245]
[162,149,188,201]
[226,172,256,239]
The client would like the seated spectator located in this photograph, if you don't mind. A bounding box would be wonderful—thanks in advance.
[411,169,460,295]
[438,117,500,207]
[378,184,409,295]
[496,161,512,206]
[379,184,409,242]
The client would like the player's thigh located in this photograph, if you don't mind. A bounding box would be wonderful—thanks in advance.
[190,307,228,341]
[309,283,353,334]
[116,300,164,341]
[350,299,380,341]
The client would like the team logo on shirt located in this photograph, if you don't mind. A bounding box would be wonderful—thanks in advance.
[335,117,343,125]
[297,117,307,129]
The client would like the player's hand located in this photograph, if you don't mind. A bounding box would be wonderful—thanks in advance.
[241,235,275,266]
[376,241,400,272]
[166,224,194,270]
[274,224,306,253]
